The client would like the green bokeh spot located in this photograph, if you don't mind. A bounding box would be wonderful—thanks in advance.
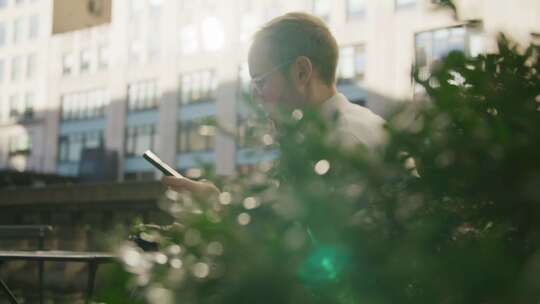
[298,245,351,287]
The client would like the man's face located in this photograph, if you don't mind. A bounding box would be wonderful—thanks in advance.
[248,44,305,116]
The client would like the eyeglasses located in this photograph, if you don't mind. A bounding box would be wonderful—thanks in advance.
[250,60,293,94]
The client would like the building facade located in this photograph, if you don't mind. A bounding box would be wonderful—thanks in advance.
[0,0,538,180]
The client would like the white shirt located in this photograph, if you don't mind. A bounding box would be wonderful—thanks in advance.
[320,93,387,150]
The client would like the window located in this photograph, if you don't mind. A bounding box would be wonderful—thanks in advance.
[26,53,36,79]
[149,0,161,17]
[13,17,24,44]
[9,94,20,118]
[29,15,39,39]
[201,16,225,52]
[347,0,366,19]
[23,92,34,118]
[313,0,331,21]
[238,63,251,97]
[98,45,109,69]
[415,26,468,81]
[147,28,160,61]
[11,56,22,81]
[129,0,144,18]
[61,89,108,120]
[80,49,92,73]
[177,120,216,153]
[8,92,32,120]
[9,133,32,156]
[395,0,416,8]
[125,124,156,157]
[127,80,160,111]
[236,116,256,148]
[129,39,144,64]
[15,0,24,5]
[240,14,258,43]
[179,70,217,104]
[0,0,7,8]
[62,53,75,76]
[180,24,199,55]
[337,45,366,83]
[0,22,6,47]
[58,131,103,162]
[0,59,4,83]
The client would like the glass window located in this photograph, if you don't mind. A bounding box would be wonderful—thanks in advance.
[13,17,25,44]
[80,49,91,73]
[0,22,6,47]
[0,59,4,83]
[68,134,83,162]
[338,45,366,82]
[125,127,136,156]
[338,47,355,80]
[240,14,258,43]
[128,80,159,111]
[415,26,468,73]
[149,0,161,17]
[9,94,20,118]
[11,56,22,81]
[179,70,217,104]
[98,45,109,69]
[8,133,32,155]
[354,45,366,77]
[177,123,188,153]
[61,89,107,120]
[85,131,100,148]
[313,0,331,21]
[24,92,34,117]
[177,121,215,153]
[61,96,70,119]
[26,53,36,79]
[58,136,69,161]
[147,30,160,62]
[180,24,199,55]
[62,53,74,76]
[130,0,144,17]
[135,125,152,155]
[395,0,415,8]
[189,124,206,151]
[347,0,366,19]
[59,131,103,162]
[29,15,39,39]
[129,39,143,64]
[0,0,7,8]
[201,16,225,52]
[181,75,191,105]
[125,124,155,156]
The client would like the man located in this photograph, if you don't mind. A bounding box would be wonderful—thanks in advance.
[163,12,386,195]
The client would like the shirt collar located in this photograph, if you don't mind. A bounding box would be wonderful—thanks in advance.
[320,93,348,120]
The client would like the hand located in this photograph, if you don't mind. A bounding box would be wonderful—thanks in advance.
[161,176,220,199]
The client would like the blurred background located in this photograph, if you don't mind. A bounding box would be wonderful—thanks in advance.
[0,0,539,301]
[0,0,537,182]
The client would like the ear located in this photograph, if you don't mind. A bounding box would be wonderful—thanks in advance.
[292,56,313,88]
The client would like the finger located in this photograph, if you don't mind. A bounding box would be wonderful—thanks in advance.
[162,176,199,192]
[162,176,219,195]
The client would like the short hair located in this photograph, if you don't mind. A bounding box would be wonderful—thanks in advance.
[252,12,339,86]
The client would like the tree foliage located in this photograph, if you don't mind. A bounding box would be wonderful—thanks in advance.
[101,37,540,304]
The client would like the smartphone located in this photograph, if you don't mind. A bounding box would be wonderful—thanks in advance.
[143,150,184,178]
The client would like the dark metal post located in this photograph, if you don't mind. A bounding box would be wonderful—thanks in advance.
[86,260,97,304]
